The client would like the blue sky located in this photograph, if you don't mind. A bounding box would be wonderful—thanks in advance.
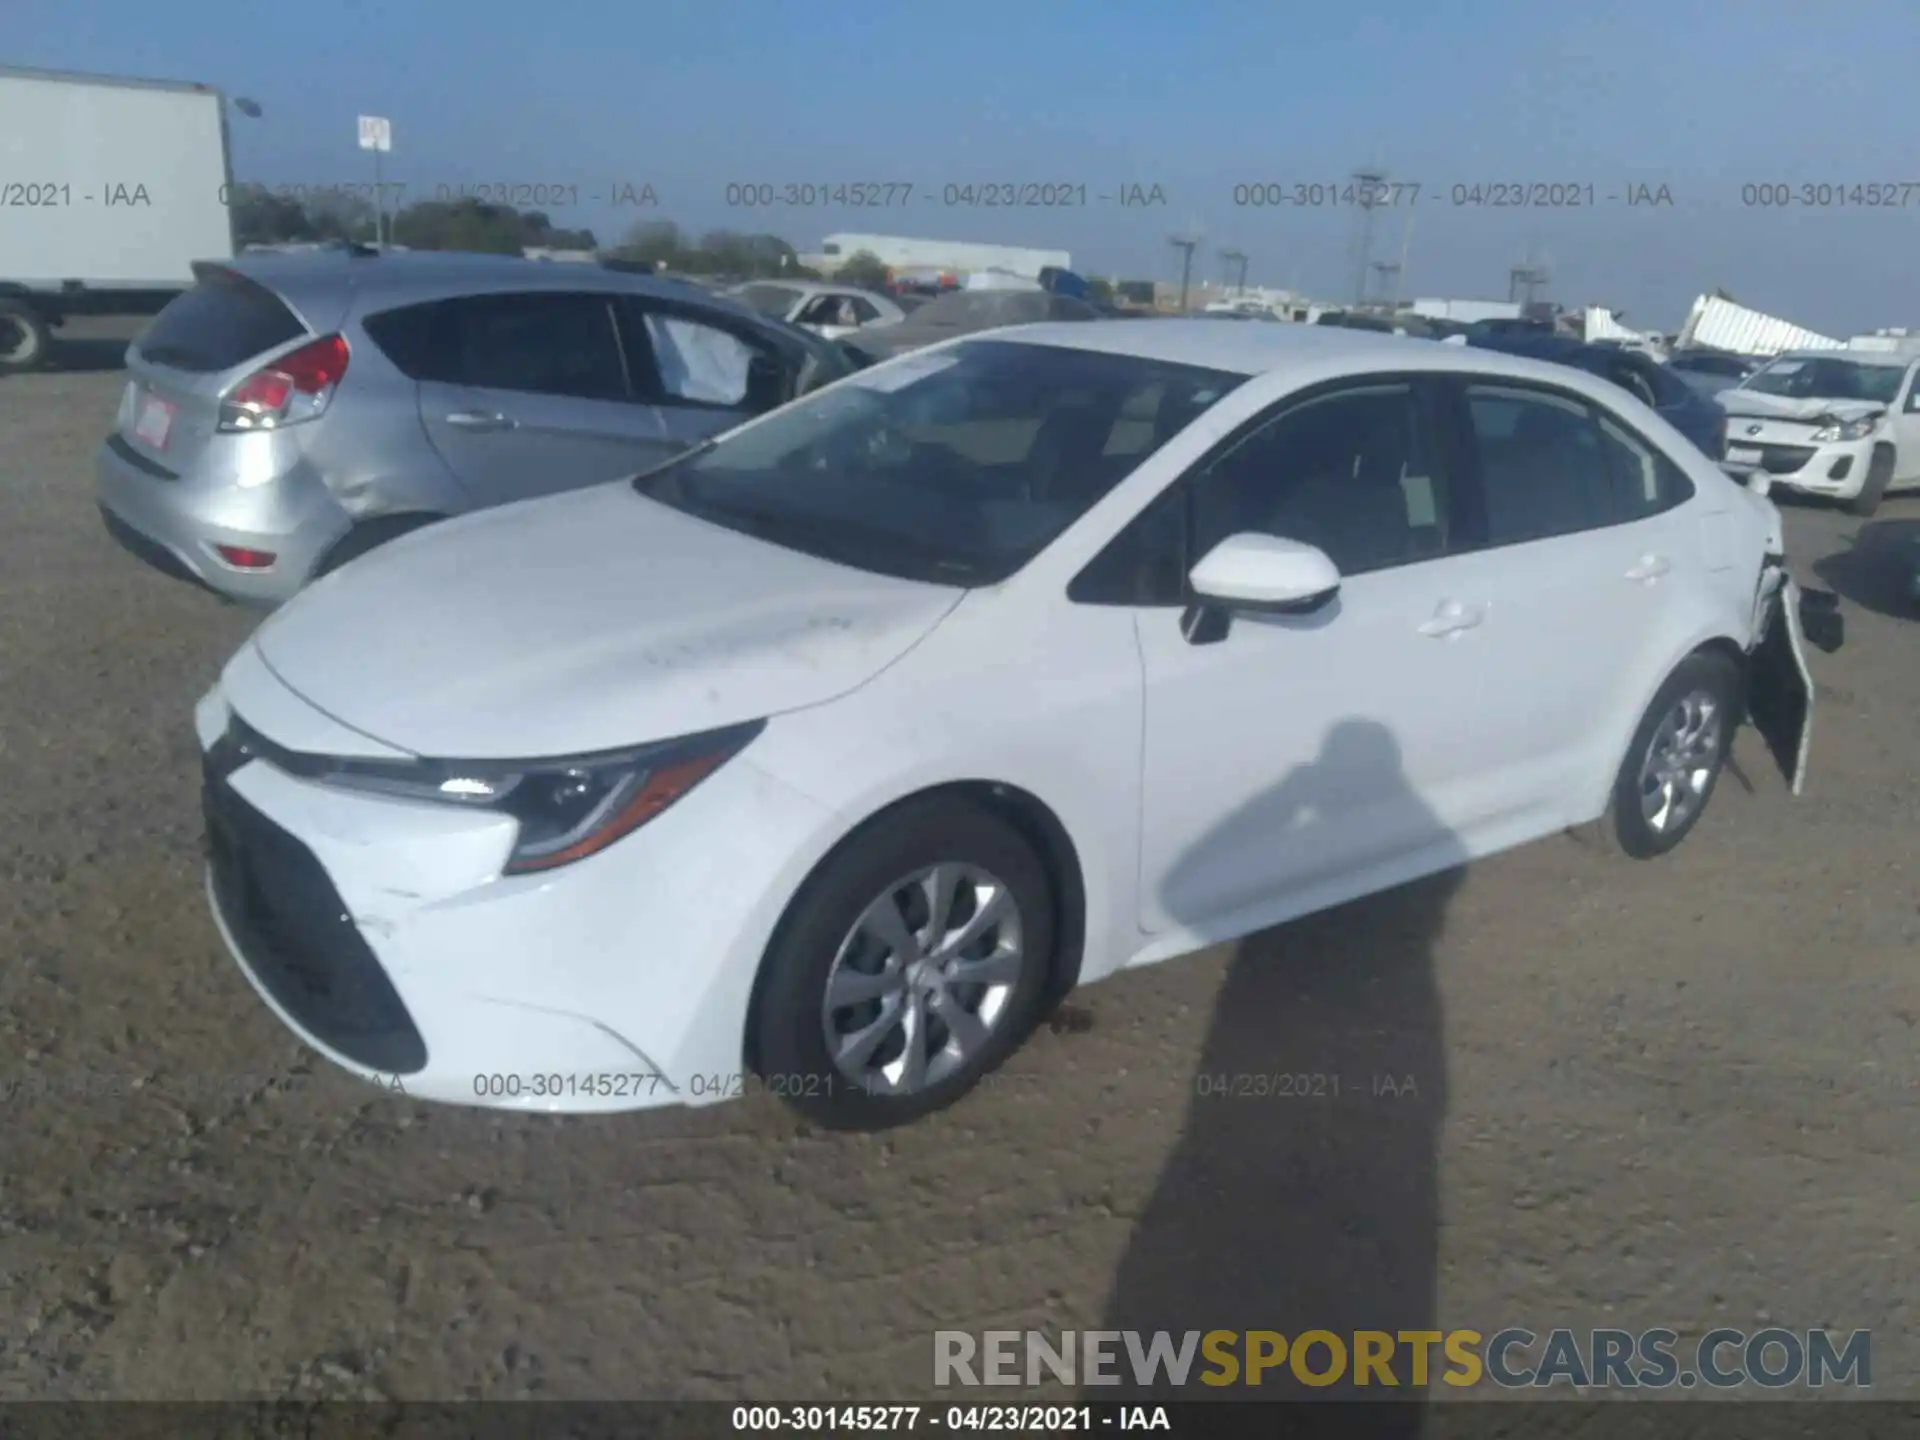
[14,0,1920,333]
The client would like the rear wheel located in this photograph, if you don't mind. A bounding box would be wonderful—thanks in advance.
[750,796,1056,1131]
[1587,654,1742,859]
[1847,446,1893,517]
[0,299,50,375]
[312,513,439,580]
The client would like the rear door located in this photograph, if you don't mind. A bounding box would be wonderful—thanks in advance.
[369,290,675,507]
[1442,378,1704,813]
[120,266,316,475]
[614,296,800,447]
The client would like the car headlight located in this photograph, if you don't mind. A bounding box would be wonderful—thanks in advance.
[316,721,764,874]
[1810,415,1881,443]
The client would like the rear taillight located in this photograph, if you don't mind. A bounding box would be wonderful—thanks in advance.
[218,334,349,432]
[213,545,277,569]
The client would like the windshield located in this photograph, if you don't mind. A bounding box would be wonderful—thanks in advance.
[632,339,1244,585]
[732,284,804,317]
[1741,356,1905,404]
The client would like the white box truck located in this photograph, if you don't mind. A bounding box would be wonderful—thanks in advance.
[0,65,236,373]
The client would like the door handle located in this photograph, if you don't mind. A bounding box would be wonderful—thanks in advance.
[1625,554,1671,583]
[445,410,517,431]
[1417,601,1484,638]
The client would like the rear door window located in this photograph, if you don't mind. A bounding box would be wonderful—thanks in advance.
[137,269,307,373]
[364,292,630,402]
[1461,385,1617,545]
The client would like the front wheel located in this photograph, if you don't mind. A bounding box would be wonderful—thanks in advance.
[750,796,1056,1130]
[1847,446,1893,518]
[1593,654,1742,859]
[0,299,50,375]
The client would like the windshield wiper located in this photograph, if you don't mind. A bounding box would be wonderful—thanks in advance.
[692,499,987,583]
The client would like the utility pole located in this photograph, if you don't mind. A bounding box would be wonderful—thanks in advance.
[1349,165,1387,306]
[1169,232,1201,313]
[1219,248,1248,297]
[1370,261,1401,309]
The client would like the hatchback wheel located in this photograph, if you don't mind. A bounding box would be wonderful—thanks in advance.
[751,796,1055,1130]
[313,513,439,581]
[1592,654,1740,859]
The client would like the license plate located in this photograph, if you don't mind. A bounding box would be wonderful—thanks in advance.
[133,393,175,450]
[1725,445,1762,466]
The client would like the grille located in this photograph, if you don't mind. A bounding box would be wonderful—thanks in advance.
[1757,445,1816,475]
[203,752,428,1074]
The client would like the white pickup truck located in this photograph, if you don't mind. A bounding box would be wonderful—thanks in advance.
[0,65,236,373]
[1716,336,1920,517]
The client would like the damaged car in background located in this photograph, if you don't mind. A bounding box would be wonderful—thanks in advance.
[190,323,1840,1133]
[1716,339,1920,516]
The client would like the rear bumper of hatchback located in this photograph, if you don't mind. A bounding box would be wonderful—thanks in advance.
[94,433,349,605]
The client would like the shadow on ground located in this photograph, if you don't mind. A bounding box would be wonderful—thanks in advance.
[1095,719,1461,1433]
[1814,516,1920,621]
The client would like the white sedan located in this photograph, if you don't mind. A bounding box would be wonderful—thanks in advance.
[195,323,1827,1130]
[727,280,906,341]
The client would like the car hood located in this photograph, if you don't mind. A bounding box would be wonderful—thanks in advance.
[248,483,965,759]
[1717,390,1884,425]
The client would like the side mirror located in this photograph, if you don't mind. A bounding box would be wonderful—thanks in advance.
[1189,533,1341,612]
[1744,471,1773,499]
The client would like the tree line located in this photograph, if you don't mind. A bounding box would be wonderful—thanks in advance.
[228,183,877,281]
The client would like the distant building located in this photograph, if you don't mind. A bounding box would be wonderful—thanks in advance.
[800,233,1070,280]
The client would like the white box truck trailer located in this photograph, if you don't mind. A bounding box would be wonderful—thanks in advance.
[0,66,236,373]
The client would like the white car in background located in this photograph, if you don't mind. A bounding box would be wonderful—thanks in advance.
[195,323,1827,1131]
[727,280,906,341]
[1717,347,1920,516]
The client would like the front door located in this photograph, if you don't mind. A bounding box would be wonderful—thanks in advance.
[1134,378,1501,937]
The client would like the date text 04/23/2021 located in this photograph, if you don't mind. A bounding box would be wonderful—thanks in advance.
[730,1405,1170,1432]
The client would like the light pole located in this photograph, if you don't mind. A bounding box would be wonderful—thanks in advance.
[1169,232,1201,313]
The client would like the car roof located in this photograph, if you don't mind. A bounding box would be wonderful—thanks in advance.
[986,319,1492,376]
[221,248,735,314]
[1777,347,1905,366]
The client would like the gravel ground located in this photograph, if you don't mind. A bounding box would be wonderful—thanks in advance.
[2,319,1918,1406]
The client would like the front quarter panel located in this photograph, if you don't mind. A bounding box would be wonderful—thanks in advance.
[748,586,1148,990]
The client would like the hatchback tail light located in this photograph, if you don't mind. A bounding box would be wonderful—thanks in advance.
[218,334,350,432]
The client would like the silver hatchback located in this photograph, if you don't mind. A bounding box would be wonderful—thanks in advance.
[95,249,856,603]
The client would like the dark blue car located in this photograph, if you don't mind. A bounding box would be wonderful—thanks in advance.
[1466,333,1727,461]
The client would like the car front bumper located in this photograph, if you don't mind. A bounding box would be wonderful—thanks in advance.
[194,677,837,1114]
[1719,434,1872,500]
[94,434,349,605]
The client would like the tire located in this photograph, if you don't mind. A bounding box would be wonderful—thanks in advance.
[312,513,438,580]
[750,795,1057,1131]
[1587,653,1742,860]
[1847,446,1893,518]
[0,298,51,375]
